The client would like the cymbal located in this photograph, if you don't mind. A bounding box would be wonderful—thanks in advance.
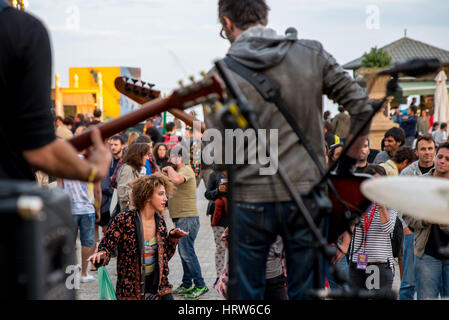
[361,176,449,224]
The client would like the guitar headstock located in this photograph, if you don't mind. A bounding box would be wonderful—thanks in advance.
[167,73,226,110]
[114,77,161,104]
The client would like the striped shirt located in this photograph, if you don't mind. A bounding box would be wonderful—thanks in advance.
[350,204,397,268]
[143,237,158,276]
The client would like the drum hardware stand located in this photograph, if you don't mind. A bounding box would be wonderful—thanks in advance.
[214,58,402,300]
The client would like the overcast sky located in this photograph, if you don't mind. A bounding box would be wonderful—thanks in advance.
[27,0,449,116]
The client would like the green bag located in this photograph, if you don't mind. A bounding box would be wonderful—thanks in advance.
[98,266,117,300]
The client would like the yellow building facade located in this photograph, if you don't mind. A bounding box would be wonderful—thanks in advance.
[52,66,140,121]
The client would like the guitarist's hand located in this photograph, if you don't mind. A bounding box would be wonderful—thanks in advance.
[86,127,112,182]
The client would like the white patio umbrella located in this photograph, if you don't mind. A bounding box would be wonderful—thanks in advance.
[433,70,449,123]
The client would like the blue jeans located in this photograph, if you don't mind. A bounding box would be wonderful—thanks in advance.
[235,201,326,300]
[73,213,95,247]
[325,254,349,290]
[415,253,449,299]
[399,233,416,300]
[172,216,206,288]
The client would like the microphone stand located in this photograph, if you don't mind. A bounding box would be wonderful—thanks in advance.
[215,59,400,300]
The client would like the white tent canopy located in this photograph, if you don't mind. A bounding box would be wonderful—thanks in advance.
[434,70,449,123]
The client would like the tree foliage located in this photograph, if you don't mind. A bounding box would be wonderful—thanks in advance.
[361,47,391,68]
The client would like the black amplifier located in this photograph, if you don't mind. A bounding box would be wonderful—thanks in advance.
[0,180,75,300]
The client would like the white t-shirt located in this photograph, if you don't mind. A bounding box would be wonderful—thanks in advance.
[62,155,95,215]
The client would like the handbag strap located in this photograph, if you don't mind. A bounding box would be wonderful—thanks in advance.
[350,227,356,263]
[222,56,326,176]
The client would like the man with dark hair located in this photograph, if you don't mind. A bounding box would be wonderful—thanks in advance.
[398,134,436,300]
[431,122,440,133]
[373,127,406,164]
[55,115,73,140]
[98,135,125,235]
[72,113,85,133]
[355,137,370,173]
[63,116,74,132]
[379,145,416,176]
[323,110,332,122]
[400,105,418,147]
[162,146,208,299]
[403,142,449,299]
[143,118,164,144]
[164,121,181,150]
[90,109,102,126]
[207,0,373,299]
[402,134,436,176]
[332,106,351,143]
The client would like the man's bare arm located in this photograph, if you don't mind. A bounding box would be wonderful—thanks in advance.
[23,128,111,182]
[162,166,185,185]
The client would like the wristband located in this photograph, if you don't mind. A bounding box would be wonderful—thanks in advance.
[88,166,98,183]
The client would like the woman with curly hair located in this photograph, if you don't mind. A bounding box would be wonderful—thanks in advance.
[116,143,149,211]
[88,173,188,300]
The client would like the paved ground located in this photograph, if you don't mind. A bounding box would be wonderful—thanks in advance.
[76,181,224,300]
[75,180,401,300]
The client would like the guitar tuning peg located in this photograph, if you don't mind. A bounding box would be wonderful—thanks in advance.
[200,71,207,78]
[124,77,131,91]
[131,79,139,93]
[178,80,184,87]
[189,75,195,83]
[140,81,147,96]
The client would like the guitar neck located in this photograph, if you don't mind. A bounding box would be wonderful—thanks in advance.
[69,96,175,151]
[69,73,224,151]
[167,108,206,133]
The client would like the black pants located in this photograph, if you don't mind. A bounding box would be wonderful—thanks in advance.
[145,272,173,300]
[264,274,288,300]
[348,262,393,291]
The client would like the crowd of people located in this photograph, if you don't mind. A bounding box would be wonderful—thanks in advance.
[54,96,449,301]
[2,0,449,301]
[52,109,213,300]
[54,1,449,301]
[323,102,449,300]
